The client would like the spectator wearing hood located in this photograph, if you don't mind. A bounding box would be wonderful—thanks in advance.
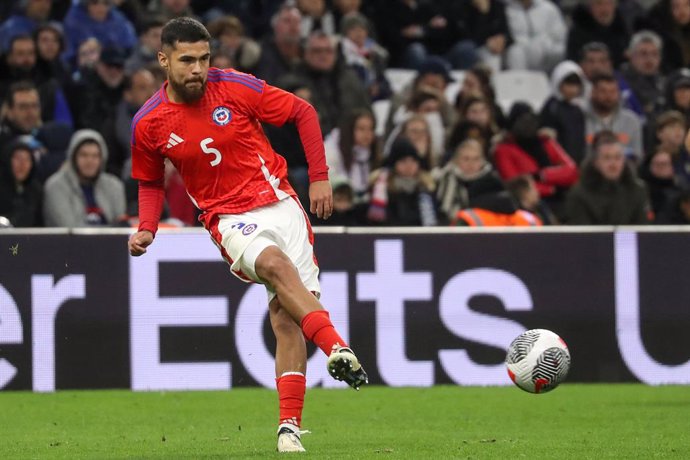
[494,102,579,215]
[63,0,137,65]
[43,129,125,227]
[367,137,438,226]
[0,0,52,52]
[435,138,505,223]
[566,0,630,68]
[565,130,650,224]
[0,140,43,227]
[33,22,69,85]
[540,60,587,165]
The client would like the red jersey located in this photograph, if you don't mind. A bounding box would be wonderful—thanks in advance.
[131,68,325,227]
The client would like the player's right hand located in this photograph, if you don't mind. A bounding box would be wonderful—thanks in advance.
[128,230,154,256]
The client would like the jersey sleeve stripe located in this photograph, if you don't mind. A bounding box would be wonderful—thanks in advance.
[130,96,162,145]
[208,69,264,86]
[207,75,263,89]
[207,76,264,93]
[132,94,162,126]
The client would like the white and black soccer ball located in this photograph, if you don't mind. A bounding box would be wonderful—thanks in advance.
[505,329,571,394]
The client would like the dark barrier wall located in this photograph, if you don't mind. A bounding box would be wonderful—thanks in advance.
[1,230,689,391]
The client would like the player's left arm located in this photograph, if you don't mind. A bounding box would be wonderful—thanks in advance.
[255,83,332,219]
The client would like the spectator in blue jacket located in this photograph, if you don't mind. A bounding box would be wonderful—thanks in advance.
[63,0,136,65]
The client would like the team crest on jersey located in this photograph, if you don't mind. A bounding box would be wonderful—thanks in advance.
[212,106,232,126]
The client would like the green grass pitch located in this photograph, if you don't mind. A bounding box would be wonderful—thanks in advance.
[1,385,689,459]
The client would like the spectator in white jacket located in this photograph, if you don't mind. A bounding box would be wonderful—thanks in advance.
[505,0,567,72]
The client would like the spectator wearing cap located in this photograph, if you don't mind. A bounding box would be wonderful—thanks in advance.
[339,12,392,101]
[124,17,164,73]
[659,69,690,127]
[0,0,52,52]
[540,60,587,164]
[504,0,566,72]
[0,140,43,227]
[63,0,137,65]
[618,31,665,120]
[494,102,578,216]
[278,30,370,136]
[585,74,644,162]
[367,137,438,226]
[69,46,127,130]
[444,0,513,72]
[253,4,303,85]
[566,0,630,68]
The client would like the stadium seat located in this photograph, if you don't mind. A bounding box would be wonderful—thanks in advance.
[493,69,551,114]
[384,68,417,94]
[372,99,391,137]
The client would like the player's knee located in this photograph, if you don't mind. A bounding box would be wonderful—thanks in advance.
[255,247,296,287]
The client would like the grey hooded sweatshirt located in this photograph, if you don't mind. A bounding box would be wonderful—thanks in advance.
[43,129,126,227]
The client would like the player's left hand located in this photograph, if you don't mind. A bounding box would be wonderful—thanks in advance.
[309,180,333,219]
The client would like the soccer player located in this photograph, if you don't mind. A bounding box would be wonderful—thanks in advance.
[127,17,368,453]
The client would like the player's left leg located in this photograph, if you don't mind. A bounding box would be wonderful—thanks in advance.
[269,296,309,453]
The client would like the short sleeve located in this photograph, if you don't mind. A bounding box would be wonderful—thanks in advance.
[131,119,164,181]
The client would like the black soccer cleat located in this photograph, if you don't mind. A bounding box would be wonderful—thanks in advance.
[327,346,369,390]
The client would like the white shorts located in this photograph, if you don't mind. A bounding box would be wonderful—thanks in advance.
[209,197,320,301]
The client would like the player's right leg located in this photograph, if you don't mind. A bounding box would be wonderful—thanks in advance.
[211,202,367,389]
[269,297,309,452]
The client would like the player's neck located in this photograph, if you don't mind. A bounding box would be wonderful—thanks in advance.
[165,82,185,104]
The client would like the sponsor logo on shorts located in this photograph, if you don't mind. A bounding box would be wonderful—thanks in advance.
[242,224,257,235]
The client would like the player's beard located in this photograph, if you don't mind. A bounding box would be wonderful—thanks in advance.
[169,76,207,103]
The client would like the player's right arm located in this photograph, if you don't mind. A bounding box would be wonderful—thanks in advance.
[129,116,165,256]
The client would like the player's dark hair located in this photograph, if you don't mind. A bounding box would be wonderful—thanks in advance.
[161,17,210,49]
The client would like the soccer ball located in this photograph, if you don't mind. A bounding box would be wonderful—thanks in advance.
[505,329,570,394]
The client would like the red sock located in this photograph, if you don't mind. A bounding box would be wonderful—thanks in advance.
[301,310,348,355]
[276,372,306,427]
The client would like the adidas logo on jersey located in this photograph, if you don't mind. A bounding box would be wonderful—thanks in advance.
[166,132,184,149]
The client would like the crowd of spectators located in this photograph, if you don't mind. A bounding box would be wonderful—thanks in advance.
[2,0,690,229]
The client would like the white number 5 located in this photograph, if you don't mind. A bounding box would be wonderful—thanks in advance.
[200,138,222,167]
